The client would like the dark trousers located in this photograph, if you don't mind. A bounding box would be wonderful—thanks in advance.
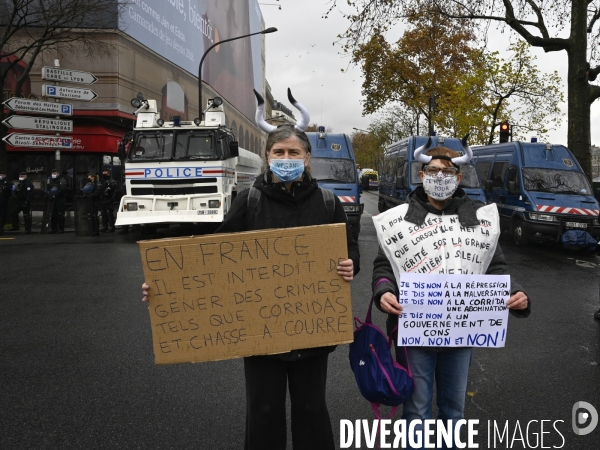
[0,199,7,233]
[12,204,31,231]
[51,197,66,231]
[100,201,115,230]
[244,353,334,450]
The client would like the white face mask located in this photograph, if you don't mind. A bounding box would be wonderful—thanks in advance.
[19,177,25,181]
[52,174,58,179]
[0,176,4,180]
[422,173,459,201]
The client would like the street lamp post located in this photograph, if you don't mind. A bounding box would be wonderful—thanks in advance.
[197,27,277,121]
[353,127,368,133]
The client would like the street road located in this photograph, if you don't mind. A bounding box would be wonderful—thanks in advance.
[1,190,599,449]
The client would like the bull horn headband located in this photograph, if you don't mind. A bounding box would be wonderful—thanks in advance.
[414,134,473,166]
[253,88,310,133]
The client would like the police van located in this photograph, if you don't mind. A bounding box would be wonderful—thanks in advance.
[378,135,486,212]
[306,128,363,240]
[471,141,600,245]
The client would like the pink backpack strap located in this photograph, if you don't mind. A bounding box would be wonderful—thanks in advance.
[367,277,393,323]
[370,403,400,449]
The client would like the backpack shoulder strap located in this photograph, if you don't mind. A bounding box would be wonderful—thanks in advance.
[319,187,336,223]
[246,186,261,230]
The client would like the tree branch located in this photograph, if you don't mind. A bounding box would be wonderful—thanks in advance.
[431,0,570,52]
[591,84,600,103]
[588,7,600,33]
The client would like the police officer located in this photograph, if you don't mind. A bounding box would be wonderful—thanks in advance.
[100,168,118,233]
[11,171,34,234]
[0,170,13,235]
[47,168,69,234]
[82,172,103,236]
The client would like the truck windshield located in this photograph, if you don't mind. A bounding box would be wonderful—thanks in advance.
[410,162,481,188]
[522,168,591,195]
[310,158,357,183]
[130,132,173,161]
[174,131,217,160]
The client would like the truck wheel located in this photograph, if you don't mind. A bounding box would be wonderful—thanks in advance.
[512,220,529,246]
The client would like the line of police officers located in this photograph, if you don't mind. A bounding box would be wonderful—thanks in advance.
[0,168,118,236]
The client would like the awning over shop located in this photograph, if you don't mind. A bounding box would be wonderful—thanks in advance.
[4,123,126,153]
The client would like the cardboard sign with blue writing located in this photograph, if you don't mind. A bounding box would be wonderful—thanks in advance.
[398,273,510,348]
[138,224,353,365]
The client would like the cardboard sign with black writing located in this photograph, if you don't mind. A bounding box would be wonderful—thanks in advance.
[138,223,353,365]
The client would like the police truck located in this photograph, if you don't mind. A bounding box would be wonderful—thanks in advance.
[115,96,263,235]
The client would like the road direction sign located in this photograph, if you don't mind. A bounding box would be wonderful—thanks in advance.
[2,115,73,132]
[2,98,73,116]
[42,67,98,84]
[43,84,97,101]
[2,133,73,149]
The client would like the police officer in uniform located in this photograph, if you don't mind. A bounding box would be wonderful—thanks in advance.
[100,168,118,233]
[0,170,13,235]
[82,172,103,236]
[11,171,34,234]
[47,168,69,233]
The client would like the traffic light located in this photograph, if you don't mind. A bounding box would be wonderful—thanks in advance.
[499,122,510,143]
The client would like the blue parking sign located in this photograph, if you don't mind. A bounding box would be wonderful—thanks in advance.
[47,86,56,95]
[61,105,71,114]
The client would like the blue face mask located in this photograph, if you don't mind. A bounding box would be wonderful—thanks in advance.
[269,158,306,183]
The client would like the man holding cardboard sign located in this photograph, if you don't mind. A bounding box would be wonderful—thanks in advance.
[142,111,359,450]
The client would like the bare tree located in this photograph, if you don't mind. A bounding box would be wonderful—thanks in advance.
[0,0,126,170]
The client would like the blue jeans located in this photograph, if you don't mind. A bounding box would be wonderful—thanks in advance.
[401,347,473,450]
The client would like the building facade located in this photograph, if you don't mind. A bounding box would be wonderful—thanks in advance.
[1,0,270,207]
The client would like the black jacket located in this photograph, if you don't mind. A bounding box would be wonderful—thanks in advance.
[372,186,530,339]
[48,176,68,199]
[16,179,34,206]
[216,171,360,361]
[0,178,12,202]
[101,177,118,203]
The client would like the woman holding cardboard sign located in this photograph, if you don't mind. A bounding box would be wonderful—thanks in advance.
[142,89,359,450]
[371,138,529,450]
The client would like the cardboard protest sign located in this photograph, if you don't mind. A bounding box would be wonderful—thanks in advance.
[138,223,353,365]
[398,274,510,348]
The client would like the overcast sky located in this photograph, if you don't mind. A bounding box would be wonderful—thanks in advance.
[260,0,600,146]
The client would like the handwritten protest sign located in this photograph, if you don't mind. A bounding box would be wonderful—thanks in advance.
[398,273,510,348]
[138,224,353,365]
[372,203,500,280]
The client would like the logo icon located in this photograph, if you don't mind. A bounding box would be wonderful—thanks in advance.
[572,401,598,436]
[359,360,365,366]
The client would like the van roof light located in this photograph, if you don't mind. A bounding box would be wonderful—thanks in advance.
[318,126,326,139]
[531,136,538,143]
[438,136,444,144]
[545,143,552,150]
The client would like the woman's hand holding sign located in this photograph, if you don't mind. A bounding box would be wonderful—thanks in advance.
[142,283,149,303]
[337,259,354,281]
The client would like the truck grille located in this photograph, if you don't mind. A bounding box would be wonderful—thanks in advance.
[131,186,218,195]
